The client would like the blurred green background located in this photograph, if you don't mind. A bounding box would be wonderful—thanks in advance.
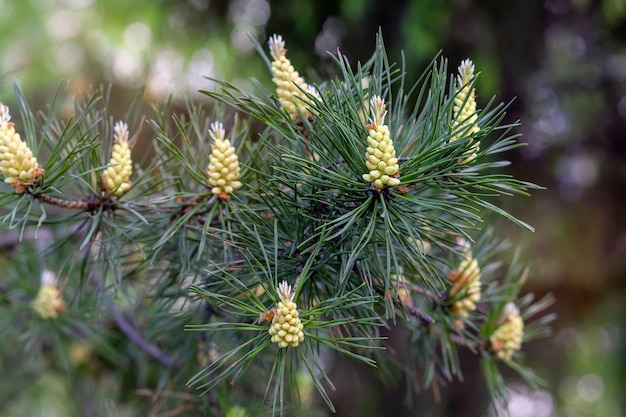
[1,0,625,416]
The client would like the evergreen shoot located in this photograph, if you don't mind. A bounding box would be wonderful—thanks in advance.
[0,32,554,416]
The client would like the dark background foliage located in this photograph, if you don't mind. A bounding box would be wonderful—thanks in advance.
[1,0,625,415]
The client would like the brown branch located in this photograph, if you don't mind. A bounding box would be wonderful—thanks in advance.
[171,193,215,221]
[402,280,444,304]
[408,305,485,352]
[33,193,90,210]
[32,192,114,213]
[180,193,210,207]
[112,308,180,369]
[400,291,485,353]
[91,272,181,369]
[435,326,485,353]
[406,304,435,326]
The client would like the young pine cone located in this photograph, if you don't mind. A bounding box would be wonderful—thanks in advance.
[269,34,318,122]
[205,122,242,201]
[451,59,480,161]
[362,96,400,190]
[489,302,524,360]
[31,270,66,319]
[0,103,44,192]
[268,281,305,348]
[448,253,482,319]
[102,121,133,196]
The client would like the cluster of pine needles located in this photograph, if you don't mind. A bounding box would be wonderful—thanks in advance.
[0,32,554,416]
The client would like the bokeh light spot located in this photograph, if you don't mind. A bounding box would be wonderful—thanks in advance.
[576,374,604,402]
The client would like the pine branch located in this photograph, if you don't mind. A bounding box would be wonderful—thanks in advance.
[406,304,435,326]
[170,193,215,220]
[401,295,485,352]
[0,33,555,416]
[32,192,112,212]
[91,272,181,369]
[443,330,485,352]
[112,308,180,369]
[403,280,444,304]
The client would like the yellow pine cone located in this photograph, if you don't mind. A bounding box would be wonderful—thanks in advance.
[362,96,400,189]
[490,302,524,360]
[0,103,44,192]
[269,34,317,121]
[31,270,66,319]
[268,281,305,348]
[103,121,133,196]
[205,122,242,201]
[448,252,481,320]
[451,59,480,160]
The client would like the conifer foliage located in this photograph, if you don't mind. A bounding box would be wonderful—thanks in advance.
[0,33,554,415]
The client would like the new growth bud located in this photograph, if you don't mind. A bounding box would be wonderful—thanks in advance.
[268,281,305,348]
[103,121,133,196]
[205,122,242,201]
[0,103,44,192]
[489,302,524,360]
[269,34,318,122]
[362,96,401,189]
[31,270,66,319]
[451,59,480,161]
[448,250,482,321]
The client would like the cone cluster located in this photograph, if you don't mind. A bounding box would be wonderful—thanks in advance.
[451,59,480,160]
[448,247,482,319]
[206,122,242,201]
[268,281,305,348]
[103,121,133,196]
[31,270,66,319]
[490,302,524,360]
[269,34,317,121]
[0,103,43,192]
[362,96,400,189]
